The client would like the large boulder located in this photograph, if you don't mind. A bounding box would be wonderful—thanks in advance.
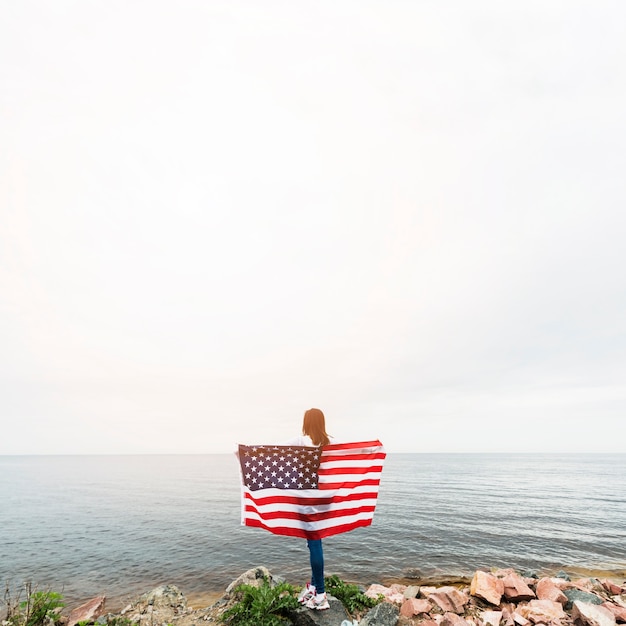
[284,595,350,626]
[224,566,276,595]
[360,601,400,626]
[140,585,186,610]
[471,572,505,606]
[125,585,188,626]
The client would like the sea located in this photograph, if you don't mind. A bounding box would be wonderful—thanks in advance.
[1,454,625,610]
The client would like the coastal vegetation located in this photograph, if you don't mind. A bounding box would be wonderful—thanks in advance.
[4,568,626,626]
[220,578,299,626]
[3,583,64,626]
[323,574,382,614]
[218,574,382,625]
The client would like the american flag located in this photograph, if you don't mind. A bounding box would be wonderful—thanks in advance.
[237,440,385,540]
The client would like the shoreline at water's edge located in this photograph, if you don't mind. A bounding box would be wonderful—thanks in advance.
[60,565,626,614]
[45,565,626,626]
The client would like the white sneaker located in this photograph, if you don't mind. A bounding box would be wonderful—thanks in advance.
[297,583,316,604]
[305,592,330,610]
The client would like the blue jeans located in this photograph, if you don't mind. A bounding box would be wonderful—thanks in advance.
[306,539,324,593]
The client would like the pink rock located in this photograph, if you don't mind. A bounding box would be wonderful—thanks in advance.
[481,610,503,626]
[429,587,470,614]
[502,573,536,602]
[517,599,566,624]
[68,597,106,626]
[536,579,568,605]
[602,603,626,623]
[364,583,404,604]
[421,586,439,597]
[365,583,388,598]
[501,605,515,626]
[400,598,433,617]
[603,582,624,596]
[413,598,434,613]
[572,601,616,626]
[399,599,414,618]
[549,578,573,590]
[472,571,505,606]
[512,612,531,626]
[442,612,472,626]
[422,621,439,626]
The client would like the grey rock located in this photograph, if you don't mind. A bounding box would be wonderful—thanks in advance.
[556,571,572,581]
[224,566,276,595]
[361,602,400,626]
[521,571,539,580]
[564,589,604,610]
[403,568,423,579]
[126,585,188,626]
[404,585,420,599]
[141,585,187,610]
[284,595,349,626]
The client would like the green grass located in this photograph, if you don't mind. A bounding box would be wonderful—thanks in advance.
[220,578,299,626]
[3,584,65,626]
[324,574,382,615]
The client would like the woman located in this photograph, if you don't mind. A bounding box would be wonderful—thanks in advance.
[286,408,332,611]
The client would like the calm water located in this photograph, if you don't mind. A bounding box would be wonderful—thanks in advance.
[1,454,625,609]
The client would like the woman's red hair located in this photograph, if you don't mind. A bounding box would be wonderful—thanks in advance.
[302,408,330,446]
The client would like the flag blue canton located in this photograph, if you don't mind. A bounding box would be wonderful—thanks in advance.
[238,445,322,491]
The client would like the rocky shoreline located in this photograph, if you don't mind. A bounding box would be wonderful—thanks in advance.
[31,566,626,626]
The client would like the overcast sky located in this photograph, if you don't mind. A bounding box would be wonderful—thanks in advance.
[1,1,625,454]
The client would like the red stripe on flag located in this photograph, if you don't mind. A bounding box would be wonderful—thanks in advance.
[244,516,375,540]
[244,503,377,523]
[244,490,379,507]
